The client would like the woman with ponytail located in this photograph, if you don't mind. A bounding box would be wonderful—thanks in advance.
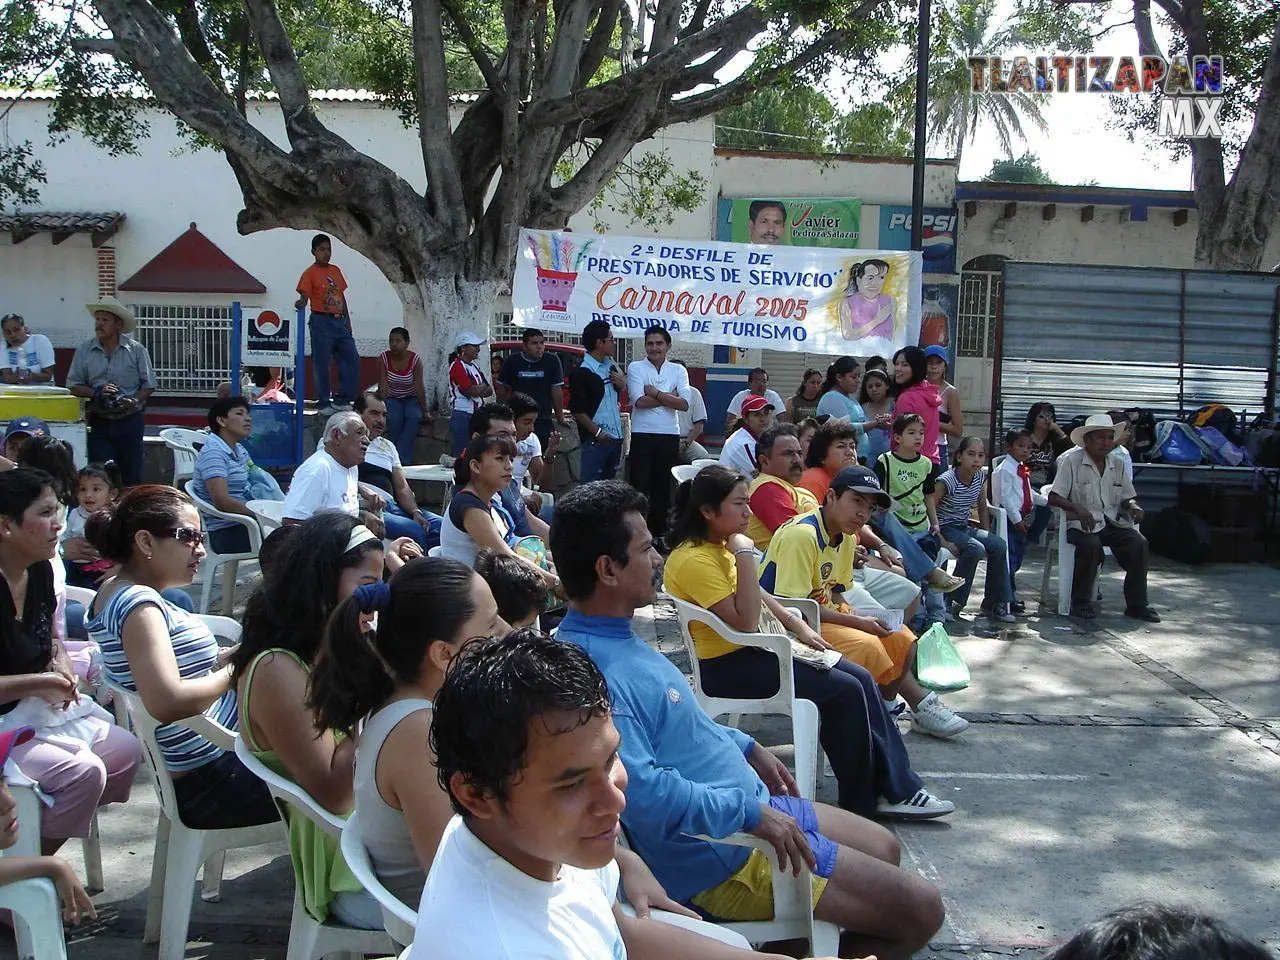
[232,513,385,928]
[306,556,502,907]
[815,356,889,460]
[85,484,276,829]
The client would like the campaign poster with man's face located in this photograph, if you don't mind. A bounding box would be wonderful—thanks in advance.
[717,198,863,249]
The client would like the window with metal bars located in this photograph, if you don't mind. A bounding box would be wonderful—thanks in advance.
[957,272,1001,359]
[128,303,235,396]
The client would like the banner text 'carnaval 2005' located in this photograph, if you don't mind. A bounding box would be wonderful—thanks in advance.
[512,229,922,355]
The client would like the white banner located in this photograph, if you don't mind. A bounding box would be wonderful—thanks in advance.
[513,229,922,355]
[242,308,293,365]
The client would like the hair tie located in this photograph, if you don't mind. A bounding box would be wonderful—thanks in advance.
[352,580,391,613]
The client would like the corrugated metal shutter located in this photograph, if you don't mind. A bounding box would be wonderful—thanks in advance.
[995,262,1280,443]
[760,350,851,398]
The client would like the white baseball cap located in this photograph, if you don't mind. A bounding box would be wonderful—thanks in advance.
[455,331,486,348]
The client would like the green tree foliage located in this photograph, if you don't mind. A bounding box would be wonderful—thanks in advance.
[983,151,1053,183]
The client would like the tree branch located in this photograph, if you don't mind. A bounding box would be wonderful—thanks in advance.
[679,0,714,40]
[577,0,619,86]
[1132,0,1165,58]
[1149,0,1186,29]
[408,0,468,234]
[438,0,505,93]
[240,0,320,138]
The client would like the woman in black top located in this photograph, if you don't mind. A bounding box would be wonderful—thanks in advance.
[1023,402,1073,543]
[0,468,141,851]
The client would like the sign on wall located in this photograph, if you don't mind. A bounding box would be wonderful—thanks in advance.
[513,229,922,355]
[716,198,863,249]
[242,308,292,365]
[877,205,958,275]
[920,283,959,371]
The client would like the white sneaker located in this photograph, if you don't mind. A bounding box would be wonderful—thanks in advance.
[911,692,970,739]
[876,789,955,820]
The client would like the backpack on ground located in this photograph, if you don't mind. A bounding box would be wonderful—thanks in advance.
[1146,507,1212,564]
[1123,407,1157,462]
[1152,420,1207,465]
[1189,404,1241,442]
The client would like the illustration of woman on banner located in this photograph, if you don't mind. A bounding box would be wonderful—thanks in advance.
[838,258,897,341]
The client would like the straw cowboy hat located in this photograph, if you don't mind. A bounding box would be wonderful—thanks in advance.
[1070,413,1121,447]
[85,298,135,334]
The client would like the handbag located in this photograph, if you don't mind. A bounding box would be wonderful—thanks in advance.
[914,623,970,692]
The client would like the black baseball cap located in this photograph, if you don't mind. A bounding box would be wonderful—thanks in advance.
[830,465,892,509]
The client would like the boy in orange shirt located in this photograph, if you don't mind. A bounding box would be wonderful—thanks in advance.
[295,233,360,414]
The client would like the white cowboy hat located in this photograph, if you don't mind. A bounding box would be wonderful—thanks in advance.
[1070,413,1121,447]
[85,298,135,334]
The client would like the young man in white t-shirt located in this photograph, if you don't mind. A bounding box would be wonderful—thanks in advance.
[1,314,56,384]
[415,631,823,960]
[723,368,785,436]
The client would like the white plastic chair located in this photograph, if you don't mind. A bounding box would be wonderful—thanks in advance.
[338,812,418,948]
[184,481,263,616]
[426,545,442,558]
[670,464,700,484]
[691,458,719,472]
[233,740,397,960]
[665,591,823,800]
[0,783,69,960]
[1040,485,1129,616]
[104,679,281,960]
[159,428,206,488]
[246,499,284,532]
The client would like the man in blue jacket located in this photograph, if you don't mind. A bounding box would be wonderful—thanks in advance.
[552,480,945,960]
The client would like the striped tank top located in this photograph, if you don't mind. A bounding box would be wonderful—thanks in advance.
[936,467,986,528]
[380,350,419,398]
[89,584,238,773]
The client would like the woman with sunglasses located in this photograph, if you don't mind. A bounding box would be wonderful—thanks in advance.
[85,484,277,829]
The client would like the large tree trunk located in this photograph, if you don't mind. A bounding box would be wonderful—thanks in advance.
[393,268,501,411]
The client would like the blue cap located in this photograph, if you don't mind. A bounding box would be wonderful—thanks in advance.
[922,345,948,363]
[3,417,49,443]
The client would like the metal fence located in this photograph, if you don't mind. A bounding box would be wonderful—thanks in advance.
[128,303,233,396]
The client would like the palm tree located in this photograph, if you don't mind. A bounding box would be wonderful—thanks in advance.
[928,0,1048,170]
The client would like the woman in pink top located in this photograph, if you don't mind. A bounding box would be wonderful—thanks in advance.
[892,345,943,464]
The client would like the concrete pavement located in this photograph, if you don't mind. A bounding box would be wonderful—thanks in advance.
[8,551,1278,960]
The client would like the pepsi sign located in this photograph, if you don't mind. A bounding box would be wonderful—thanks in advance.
[878,206,957,274]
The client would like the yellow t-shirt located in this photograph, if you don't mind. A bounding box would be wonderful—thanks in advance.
[746,474,820,550]
[758,509,856,610]
[664,540,744,661]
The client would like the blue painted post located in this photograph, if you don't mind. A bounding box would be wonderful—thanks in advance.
[230,301,242,394]
[294,306,307,466]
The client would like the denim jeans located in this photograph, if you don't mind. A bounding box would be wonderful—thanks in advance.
[385,396,423,465]
[1027,504,1051,544]
[939,523,1012,611]
[308,312,359,405]
[449,410,472,456]
[1007,527,1028,602]
[580,435,622,482]
[87,411,145,486]
[698,648,922,815]
[384,502,441,551]
[209,524,252,555]
[873,509,937,583]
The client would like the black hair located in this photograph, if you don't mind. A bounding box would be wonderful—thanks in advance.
[548,480,648,600]
[796,417,819,436]
[1043,903,1273,960]
[257,523,301,583]
[84,484,195,563]
[950,435,984,467]
[454,433,517,487]
[865,355,888,372]
[748,200,786,222]
[77,461,122,496]
[311,233,330,251]
[756,423,799,459]
[820,356,859,396]
[430,629,612,815]
[794,368,822,399]
[469,402,515,437]
[521,327,544,343]
[507,392,539,422]
[892,346,927,394]
[804,420,858,469]
[389,326,410,342]
[474,549,546,625]
[1004,428,1032,447]
[582,320,612,353]
[208,395,251,434]
[354,392,383,415]
[858,367,891,404]
[844,258,891,294]
[892,412,925,437]
[0,468,57,523]
[309,556,479,735]
[643,324,671,345]
[1024,402,1057,432]
[235,512,385,686]
[17,435,77,507]
[747,367,768,382]
[667,464,746,550]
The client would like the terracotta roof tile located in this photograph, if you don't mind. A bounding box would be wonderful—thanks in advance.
[0,210,125,234]
[118,222,266,294]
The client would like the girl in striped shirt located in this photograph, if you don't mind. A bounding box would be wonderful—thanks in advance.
[933,437,1015,623]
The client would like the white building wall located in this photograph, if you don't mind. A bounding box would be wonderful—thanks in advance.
[0,97,714,356]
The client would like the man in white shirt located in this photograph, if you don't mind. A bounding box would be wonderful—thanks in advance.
[1,314,55,384]
[724,368,785,436]
[282,411,371,522]
[355,393,440,548]
[625,325,689,542]
[414,630,813,960]
[673,361,710,463]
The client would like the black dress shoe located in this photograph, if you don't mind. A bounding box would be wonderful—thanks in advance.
[1011,600,1026,615]
[1125,606,1161,623]
[1070,602,1097,620]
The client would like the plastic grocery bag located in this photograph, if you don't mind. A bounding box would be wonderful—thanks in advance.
[914,623,971,692]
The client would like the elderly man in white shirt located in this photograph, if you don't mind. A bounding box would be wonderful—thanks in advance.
[625,325,689,542]
[282,411,371,522]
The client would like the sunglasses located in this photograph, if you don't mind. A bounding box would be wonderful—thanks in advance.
[162,526,207,550]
